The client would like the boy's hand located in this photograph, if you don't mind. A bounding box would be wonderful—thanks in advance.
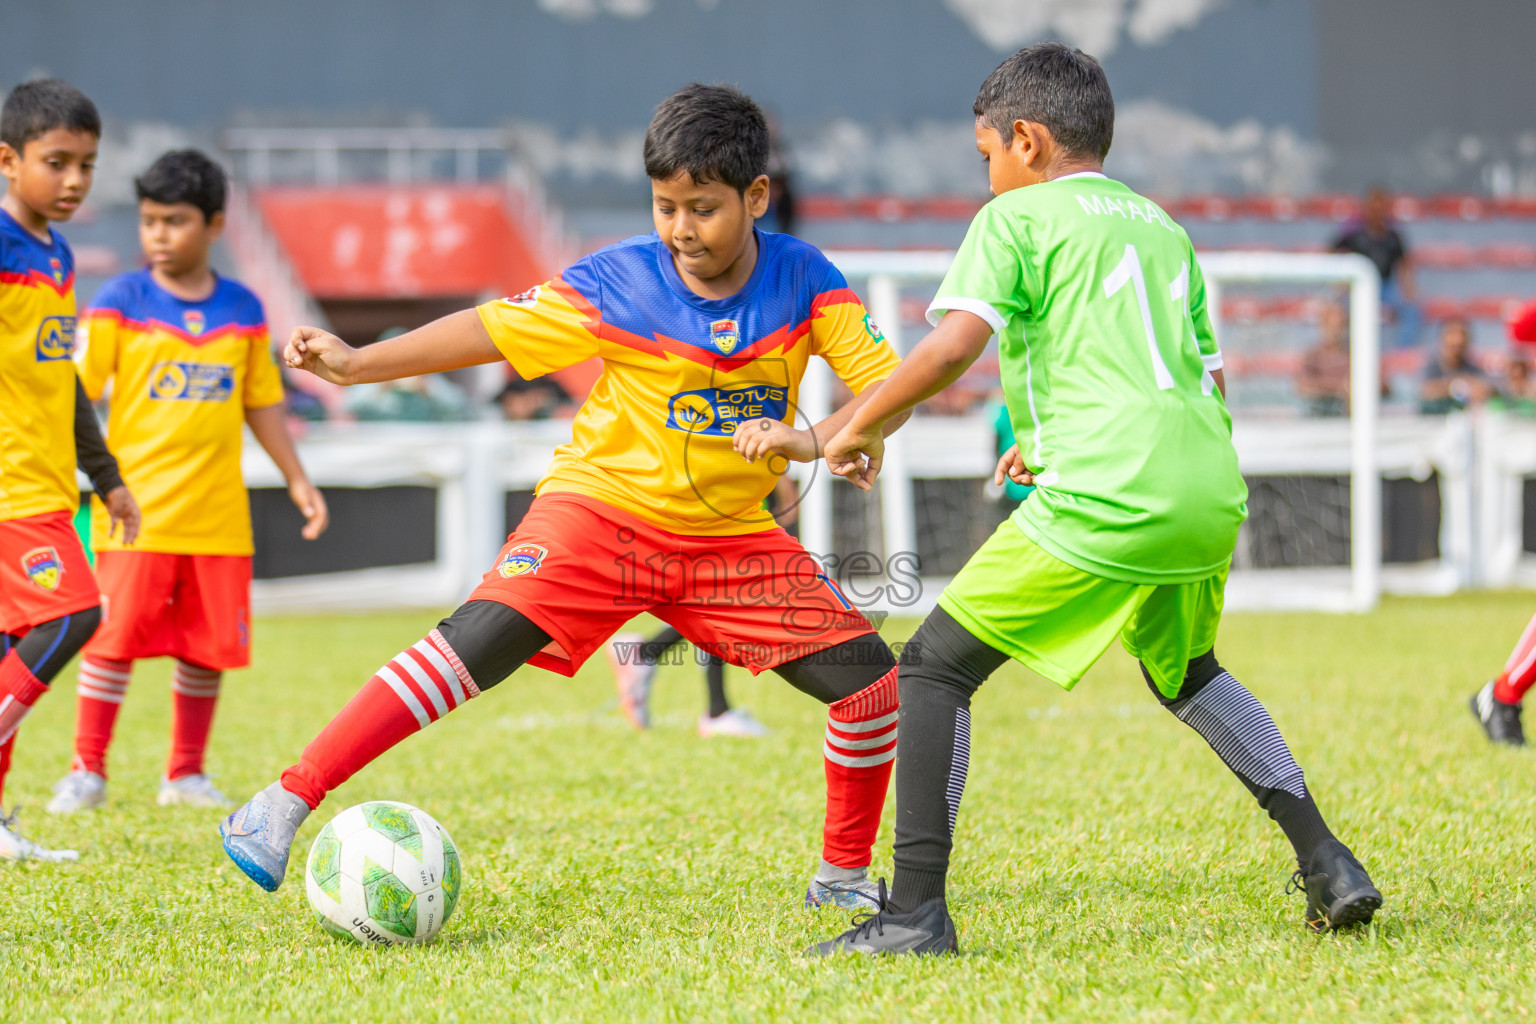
[289,479,329,540]
[993,444,1035,488]
[733,418,817,464]
[103,486,140,546]
[825,423,884,492]
[284,327,360,386]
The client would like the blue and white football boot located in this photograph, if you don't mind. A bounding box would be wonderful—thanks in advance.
[219,781,311,891]
[805,872,885,911]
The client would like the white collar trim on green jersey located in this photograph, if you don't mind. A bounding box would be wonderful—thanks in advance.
[1053,171,1107,181]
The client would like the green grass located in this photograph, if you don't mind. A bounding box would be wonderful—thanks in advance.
[5,593,1536,1022]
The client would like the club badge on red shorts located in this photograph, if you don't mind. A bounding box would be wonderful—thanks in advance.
[497,543,548,578]
[21,547,64,591]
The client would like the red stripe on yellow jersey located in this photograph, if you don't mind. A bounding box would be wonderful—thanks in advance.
[76,270,284,555]
[477,230,899,536]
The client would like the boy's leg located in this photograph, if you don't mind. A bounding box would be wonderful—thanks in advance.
[0,609,102,861]
[1470,609,1536,746]
[1129,576,1380,931]
[1145,652,1381,931]
[885,607,1008,914]
[71,656,133,778]
[58,549,182,807]
[222,599,553,890]
[607,624,685,730]
[774,636,898,905]
[163,661,223,788]
[704,654,730,719]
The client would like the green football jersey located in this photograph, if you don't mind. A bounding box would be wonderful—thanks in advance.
[930,172,1247,584]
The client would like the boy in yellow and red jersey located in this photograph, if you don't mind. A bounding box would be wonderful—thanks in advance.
[223,85,908,911]
[0,79,141,862]
[46,150,328,815]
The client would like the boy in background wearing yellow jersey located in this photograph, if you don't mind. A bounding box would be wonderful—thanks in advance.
[0,79,141,861]
[48,150,328,814]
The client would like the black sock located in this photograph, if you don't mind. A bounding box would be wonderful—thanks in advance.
[888,606,1007,915]
[1150,655,1337,869]
[705,655,729,718]
[640,625,685,665]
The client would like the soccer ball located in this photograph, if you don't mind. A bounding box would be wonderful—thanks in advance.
[304,801,463,945]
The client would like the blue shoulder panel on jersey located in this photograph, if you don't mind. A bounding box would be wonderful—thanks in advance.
[567,231,843,358]
[89,269,266,334]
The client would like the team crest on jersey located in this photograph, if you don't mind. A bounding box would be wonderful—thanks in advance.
[710,319,740,354]
[497,543,548,578]
[49,257,63,285]
[21,547,63,591]
[183,309,206,336]
[35,315,76,361]
[503,287,541,308]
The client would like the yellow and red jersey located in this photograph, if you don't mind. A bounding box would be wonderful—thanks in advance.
[478,230,900,536]
[76,270,284,555]
[0,208,80,523]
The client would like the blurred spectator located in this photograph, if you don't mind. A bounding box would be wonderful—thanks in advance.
[1331,185,1420,350]
[347,327,472,422]
[760,117,796,236]
[1296,302,1351,417]
[1493,358,1536,415]
[281,368,329,423]
[494,375,573,421]
[1419,318,1495,414]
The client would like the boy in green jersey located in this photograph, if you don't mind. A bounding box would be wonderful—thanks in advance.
[812,43,1380,956]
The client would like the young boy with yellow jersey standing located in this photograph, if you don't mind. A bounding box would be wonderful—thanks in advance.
[48,150,327,813]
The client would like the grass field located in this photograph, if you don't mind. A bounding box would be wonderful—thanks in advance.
[5,592,1536,1022]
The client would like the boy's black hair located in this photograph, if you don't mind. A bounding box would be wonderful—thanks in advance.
[135,149,228,223]
[643,83,769,193]
[1,78,101,152]
[974,42,1114,161]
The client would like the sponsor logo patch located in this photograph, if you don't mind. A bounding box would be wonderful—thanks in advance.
[862,313,886,344]
[503,287,541,308]
[21,547,63,591]
[710,319,740,355]
[35,315,76,361]
[497,543,548,578]
[149,361,235,401]
[666,385,788,436]
[183,309,206,336]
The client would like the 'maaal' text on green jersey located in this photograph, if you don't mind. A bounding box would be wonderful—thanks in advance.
[929,173,1247,584]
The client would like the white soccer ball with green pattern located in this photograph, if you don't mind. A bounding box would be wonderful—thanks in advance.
[304,801,462,945]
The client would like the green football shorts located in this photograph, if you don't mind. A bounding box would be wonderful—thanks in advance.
[938,519,1227,699]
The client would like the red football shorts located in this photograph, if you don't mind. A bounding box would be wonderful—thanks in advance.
[468,492,877,677]
[0,509,102,635]
[85,551,253,669]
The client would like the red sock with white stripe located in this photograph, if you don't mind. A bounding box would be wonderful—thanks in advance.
[167,660,222,781]
[821,665,899,869]
[73,656,133,777]
[280,630,479,809]
[1494,610,1536,705]
[0,650,50,806]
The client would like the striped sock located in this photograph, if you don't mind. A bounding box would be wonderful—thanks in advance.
[280,630,479,810]
[820,665,899,869]
[167,661,222,781]
[73,657,133,777]
[1494,611,1536,705]
[0,650,50,806]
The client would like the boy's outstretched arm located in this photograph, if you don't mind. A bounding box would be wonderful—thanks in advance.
[733,381,912,465]
[245,403,329,540]
[824,310,994,491]
[284,309,502,386]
